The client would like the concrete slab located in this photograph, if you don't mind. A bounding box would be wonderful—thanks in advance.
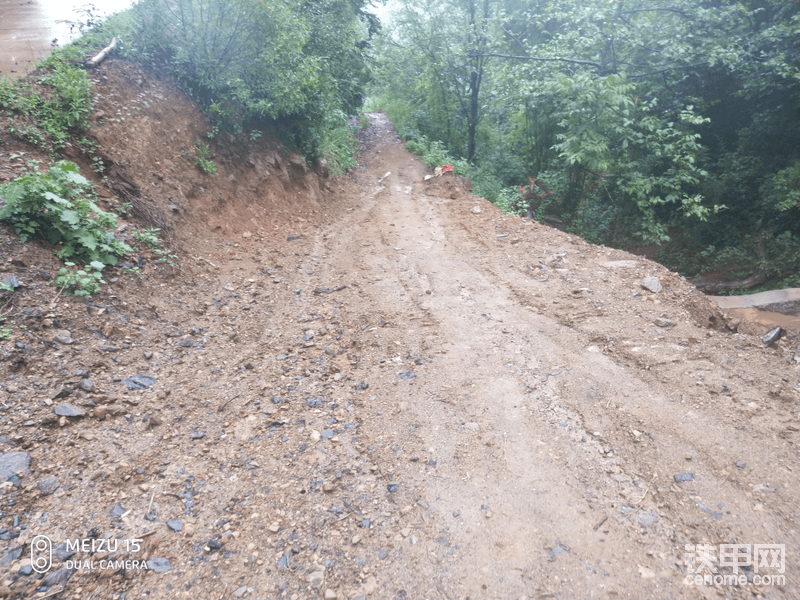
[708,288,800,316]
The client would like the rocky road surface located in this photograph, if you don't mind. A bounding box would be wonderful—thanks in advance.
[0,111,798,600]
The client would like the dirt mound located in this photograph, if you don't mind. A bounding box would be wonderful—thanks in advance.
[0,71,798,600]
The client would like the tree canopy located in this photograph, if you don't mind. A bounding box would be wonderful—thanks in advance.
[129,0,379,158]
[371,0,799,288]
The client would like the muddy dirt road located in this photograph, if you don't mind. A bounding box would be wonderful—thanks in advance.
[0,103,798,600]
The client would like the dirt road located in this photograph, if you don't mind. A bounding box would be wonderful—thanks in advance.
[293,113,799,599]
[0,101,798,600]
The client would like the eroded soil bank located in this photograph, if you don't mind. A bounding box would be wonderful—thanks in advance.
[0,60,798,600]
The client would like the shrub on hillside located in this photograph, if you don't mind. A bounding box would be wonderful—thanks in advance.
[0,161,130,265]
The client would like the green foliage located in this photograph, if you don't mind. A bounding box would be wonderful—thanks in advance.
[52,261,105,298]
[372,0,798,289]
[193,142,217,174]
[130,227,177,268]
[762,163,800,214]
[131,227,161,249]
[128,0,377,159]
[0,161,131,265]
[0,53,92,153]
[321,121,358,176]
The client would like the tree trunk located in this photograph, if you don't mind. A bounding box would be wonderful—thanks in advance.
[468,69,478,161]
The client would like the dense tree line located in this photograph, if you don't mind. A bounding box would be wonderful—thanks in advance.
[125,0,378,163]
[371,0,799,289]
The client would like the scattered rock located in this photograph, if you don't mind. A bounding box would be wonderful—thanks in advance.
[354,380,369,390]
[53,330,73,345]
[42,566,73,587]
[464,422,480,432]
[167,519,184,532]
[37,476,60,495]
[674,472,694,483]
[79,378,96,392]
[471,206,482,214]
[50,384,71,400]
[233,586,248,598]
[324,589,338,600]
[398,371,415,379]
[762,326,784,346]
[123,374,157,390]
[387,483,399,493]
[147,557,172,573]
[0,452,31,481]
[549,542,570,562]
[653,317,676,328]
[696,503,723,520]
[54,403,86,417]
[314,286,347,295]
[306,569,325,589]
[641,276,663,294]
[110,503,127,517]
[94,406,108,420]
[602,260,639,269]
[3,275,21,289]
[144,350,153,359]
[736,460,746,469]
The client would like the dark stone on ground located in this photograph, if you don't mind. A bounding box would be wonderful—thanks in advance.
[0,452,31,481]
[123,374,157,390]
[54,403,86,417]
[37,476,60,495]
[147,557,172,573]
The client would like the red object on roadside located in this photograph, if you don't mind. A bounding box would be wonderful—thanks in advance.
[434,164,453,176]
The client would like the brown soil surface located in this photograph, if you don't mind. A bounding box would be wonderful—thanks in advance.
[0,61,799,600]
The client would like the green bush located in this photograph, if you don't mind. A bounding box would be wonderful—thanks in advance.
[128,0,375,160]
[0,161,131,265]
[0,52,92,153]
[193,142,217,174]
[52,261,105,298]
[321,121,358,176]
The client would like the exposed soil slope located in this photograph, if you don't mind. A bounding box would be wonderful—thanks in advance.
[0,61,798,600]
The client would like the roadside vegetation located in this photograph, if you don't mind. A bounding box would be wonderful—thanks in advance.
[370,0,800,291]
[1,0,796,296]
[0,0,379,315]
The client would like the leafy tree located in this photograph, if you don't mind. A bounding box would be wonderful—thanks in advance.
[130,0,378,158]
[372,0,799,286]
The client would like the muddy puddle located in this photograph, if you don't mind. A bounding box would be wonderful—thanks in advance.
[0,0,133,77]
[723,307,800,332]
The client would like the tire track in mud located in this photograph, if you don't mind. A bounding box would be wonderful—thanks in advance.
[295,112,798,599]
